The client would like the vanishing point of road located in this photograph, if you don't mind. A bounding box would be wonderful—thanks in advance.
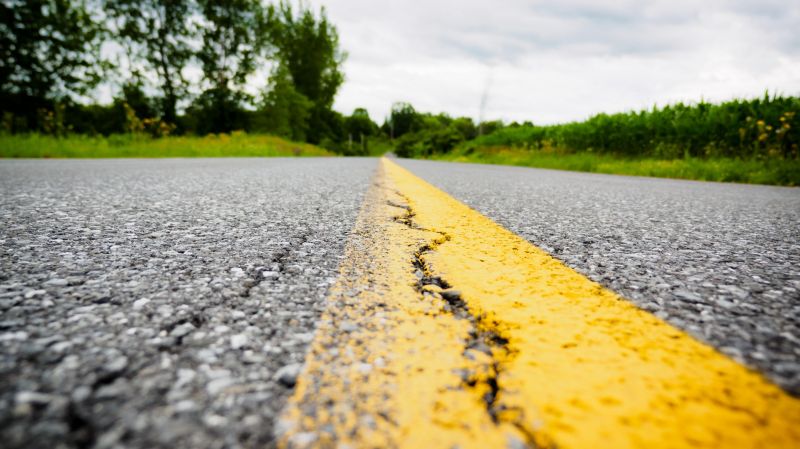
[1,157,798,448]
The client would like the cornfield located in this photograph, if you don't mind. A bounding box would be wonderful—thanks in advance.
[468,94,799,160]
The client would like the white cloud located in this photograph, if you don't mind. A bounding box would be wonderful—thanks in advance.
[312,0,800,124]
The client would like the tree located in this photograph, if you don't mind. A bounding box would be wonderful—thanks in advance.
[118,81,156,122]
[344,108,376,155]
[451,117,477,140]
[185,86,250,135]
[387,102,419,138]
[196,0,270,133]
[271,1,345,143]
[479,119,504,136]
[0,0,105,131]
[104,0,195,124]
[256,65,312,141]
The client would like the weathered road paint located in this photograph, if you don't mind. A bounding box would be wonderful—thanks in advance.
[277,158,800,449]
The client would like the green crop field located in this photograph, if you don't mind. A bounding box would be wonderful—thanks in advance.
[392,94,800,186]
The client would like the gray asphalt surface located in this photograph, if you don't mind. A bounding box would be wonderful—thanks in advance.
[398,159,800,394]
[2,157,799,449]
[0,158,376,449]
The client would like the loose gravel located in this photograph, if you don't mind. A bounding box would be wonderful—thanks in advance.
[398,159,800,394]
[0,158,376,449]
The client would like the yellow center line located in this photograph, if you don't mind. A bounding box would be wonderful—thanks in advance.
[277,158,800,449]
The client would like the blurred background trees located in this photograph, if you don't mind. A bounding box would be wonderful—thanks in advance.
[194,0,269,134]
[105,0,195,126]
[254,64,312,142]
[1,1,796,161]
[1,0,105,133]
[270,1,344,145]
[0,0,366,153]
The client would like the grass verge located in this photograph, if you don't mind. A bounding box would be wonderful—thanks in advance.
[0,132,334,158]
[431,146,800,186]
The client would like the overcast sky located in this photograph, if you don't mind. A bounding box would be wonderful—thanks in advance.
[307,0,800,124]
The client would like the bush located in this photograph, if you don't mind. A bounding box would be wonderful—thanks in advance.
[464,94,799,160]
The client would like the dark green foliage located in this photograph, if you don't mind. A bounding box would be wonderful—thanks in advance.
[195,0,270,133]
[184,87,250,135]
[381,104,476,157]
[63,82,155,135]
[464,94,799,160]
[104,0,195,124]
[342,108,377,155]
[395,126,464,158]
[0,0,105,131]
[270,1,345,144]
[451,117,478,140]
[316,108,346,152]
[386,102,420,138]
[253,65,313,142]
[478,119,504,136]
[345,108,377,138]
[394,95,799,162]
[118,82,157,122]
[0,0,352,152]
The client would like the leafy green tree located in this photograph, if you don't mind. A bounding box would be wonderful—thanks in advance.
[317,108,346,152]
[451,117,477,140]
[256,65,312,141]
[118,81,156,121]
[386,102,419,138]
[185,86,250,135]
[104,0,195,124]
[196,0,270,133]
[61,81,156,135]
[346,108,376,138]
[271,1,345,143]
[344,108,376,155]
[0,0,105,131]
[478,119,504,136]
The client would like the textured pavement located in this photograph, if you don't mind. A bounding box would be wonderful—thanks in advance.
[398,159,800,394]
[0,158,376,449]
[2,157,799,449]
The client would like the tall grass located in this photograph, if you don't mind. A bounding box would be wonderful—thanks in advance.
[466,94,799,160]
[420,94,800,185]
[0,131,334,158]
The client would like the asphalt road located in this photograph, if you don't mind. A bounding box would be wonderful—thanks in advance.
[398,159,800,394]
[1,157,798,448]
[0,158,376,449]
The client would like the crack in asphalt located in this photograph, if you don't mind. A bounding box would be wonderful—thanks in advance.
[0,158,379,449]
[241,231,311,299]
[66,401,96,449]
[387,195,543,449]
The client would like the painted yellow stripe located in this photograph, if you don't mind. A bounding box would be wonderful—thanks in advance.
[277,158,800,449]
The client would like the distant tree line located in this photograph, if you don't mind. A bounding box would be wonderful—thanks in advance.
[4,2,796,160]
[391,94,800,161]
[384,102,503,158]
[0,0,381,154]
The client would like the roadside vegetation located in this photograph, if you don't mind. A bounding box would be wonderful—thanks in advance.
[2,2,797,185]
[385,94,800,186]
[434,147,799,186]
[0,132,332,158]
[1,0,377,157]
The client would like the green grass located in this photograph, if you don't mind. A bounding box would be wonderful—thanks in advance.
[0,132,334,158]
[432,146,800,186]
